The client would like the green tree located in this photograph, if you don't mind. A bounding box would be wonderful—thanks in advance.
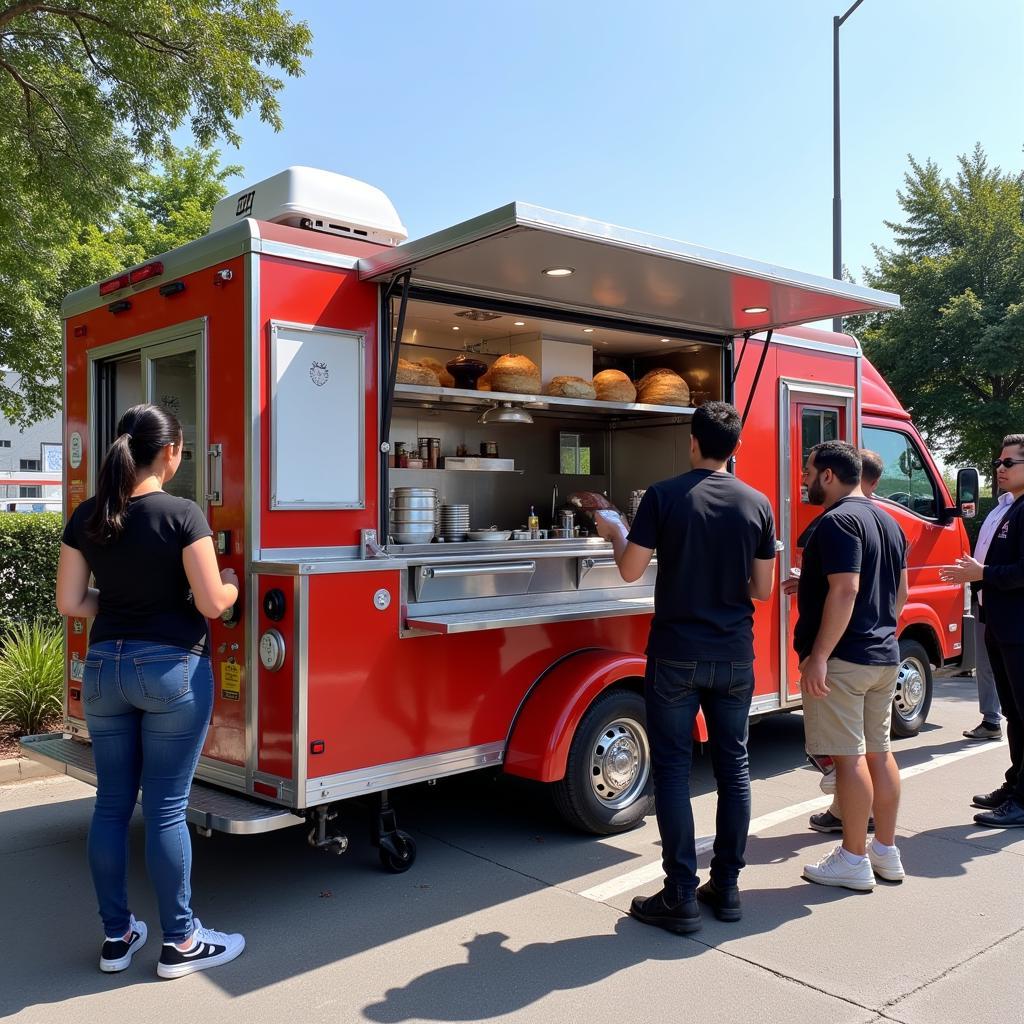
[0,146,241,423]
[0,1,311,423]
[855,145,1024,493]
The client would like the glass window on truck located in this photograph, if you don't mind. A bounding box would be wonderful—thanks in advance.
[862,426,939,519]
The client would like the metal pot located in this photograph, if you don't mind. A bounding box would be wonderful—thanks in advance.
[467,529,512,542]
[391,495,437,510]
[391,509,437,524]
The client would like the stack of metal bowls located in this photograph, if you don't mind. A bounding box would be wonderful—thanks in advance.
[439,503,470,541]
[391,487,438,544]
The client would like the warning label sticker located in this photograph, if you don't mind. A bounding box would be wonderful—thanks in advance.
[220,661,241,701]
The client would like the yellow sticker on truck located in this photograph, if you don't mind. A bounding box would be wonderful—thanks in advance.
[220,661,241,701]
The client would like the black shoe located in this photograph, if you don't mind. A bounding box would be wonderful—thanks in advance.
[696,880,742,922]
[157,919,245,979]
[974,800,1024,829]
[630,887,702,934]
[99,915,147,973]
[963,721,1003,741]
[808,810,875,834]
[972,786,1013,810]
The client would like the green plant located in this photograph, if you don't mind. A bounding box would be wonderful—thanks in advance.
[0,620,64,734]
[0,512,62,635]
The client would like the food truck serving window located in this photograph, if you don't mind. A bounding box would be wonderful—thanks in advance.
[270,322,365,510]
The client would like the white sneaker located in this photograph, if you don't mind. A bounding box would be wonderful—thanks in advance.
[157,918,245,979]
[868,842,905,882]
[803,846,875,891]
[99,914,147,972]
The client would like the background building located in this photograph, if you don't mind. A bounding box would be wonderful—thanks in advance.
[0,371,62,511]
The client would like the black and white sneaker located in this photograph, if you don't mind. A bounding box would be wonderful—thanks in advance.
[100,915,148,973]
[157,919,245,979]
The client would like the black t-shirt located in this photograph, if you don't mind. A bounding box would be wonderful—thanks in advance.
[62,492,213,655]
[794,496,908,665]
[628,469,777,661]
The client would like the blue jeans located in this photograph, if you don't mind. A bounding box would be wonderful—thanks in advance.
[644,657,755,895]
[82,640,213,942]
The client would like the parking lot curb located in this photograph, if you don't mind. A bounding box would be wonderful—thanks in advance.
[0,756,56,784]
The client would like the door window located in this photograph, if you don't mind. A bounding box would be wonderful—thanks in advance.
[801,408,840,459]
[862,426,938,519]
[149,350,198,502]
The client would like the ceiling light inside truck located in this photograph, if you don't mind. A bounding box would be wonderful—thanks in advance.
[454,310,502,322]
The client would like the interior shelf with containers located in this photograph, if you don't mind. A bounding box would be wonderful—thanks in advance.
[383,294,725,541]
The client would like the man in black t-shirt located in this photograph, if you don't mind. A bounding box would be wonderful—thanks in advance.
[795,442,909,892]
[595,401,776,934]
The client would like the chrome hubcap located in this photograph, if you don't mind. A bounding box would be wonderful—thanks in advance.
[589,717,651,809]
[894,657,926,720]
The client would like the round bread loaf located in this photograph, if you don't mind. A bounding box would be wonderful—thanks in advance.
[637,367,690,406]
[490,353,541,395]
[593,369,637,403]
[477,368,492,392]
[396,357,439,386]
[546,375,596,400]
[416,356,455,388]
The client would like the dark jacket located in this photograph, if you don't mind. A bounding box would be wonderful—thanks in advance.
[980,494,1024,646]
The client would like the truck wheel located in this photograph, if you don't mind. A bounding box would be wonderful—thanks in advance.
[552,688,654,835]
[891,639,932,738]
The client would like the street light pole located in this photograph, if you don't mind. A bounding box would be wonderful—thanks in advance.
[833,0,865,334]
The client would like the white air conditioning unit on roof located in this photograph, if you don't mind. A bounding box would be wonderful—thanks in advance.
[209,166,408,246]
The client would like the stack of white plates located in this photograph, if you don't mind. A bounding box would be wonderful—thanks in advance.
[391,487,438,544]
[439,503,470,541]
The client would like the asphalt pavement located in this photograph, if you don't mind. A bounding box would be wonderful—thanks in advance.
[2,672,1021,1024]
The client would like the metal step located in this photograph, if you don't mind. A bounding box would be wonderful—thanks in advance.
[18,734,304,836]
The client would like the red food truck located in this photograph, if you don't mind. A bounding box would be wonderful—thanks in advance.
[22,167,978,870]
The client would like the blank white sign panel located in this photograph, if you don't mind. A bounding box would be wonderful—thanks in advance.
[271,324,365,508]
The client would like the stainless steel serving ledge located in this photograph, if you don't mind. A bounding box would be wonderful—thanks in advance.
[18,734,305,835]
[406,595,654,634]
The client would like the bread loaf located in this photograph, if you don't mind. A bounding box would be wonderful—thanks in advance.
[593,369,637,403]
[546,375,597,400]
[490,353,541,395]
[477,368,492,392]
[416,357,455,389]
[637,367,690,406]
[396,357,440,386]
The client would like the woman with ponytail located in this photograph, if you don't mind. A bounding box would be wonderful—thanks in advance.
[56,403,245,980]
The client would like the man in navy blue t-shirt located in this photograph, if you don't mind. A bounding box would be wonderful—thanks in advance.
[796,441,908,892]
[595,401,776,934]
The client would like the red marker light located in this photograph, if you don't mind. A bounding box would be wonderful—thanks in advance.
[129,261,164,285]
[98,273,130,296]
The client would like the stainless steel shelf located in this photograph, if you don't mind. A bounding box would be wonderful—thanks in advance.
[406,595,654,635]
[393,383,695,419]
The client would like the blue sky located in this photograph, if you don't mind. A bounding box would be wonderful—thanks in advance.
[215,0,1023,288]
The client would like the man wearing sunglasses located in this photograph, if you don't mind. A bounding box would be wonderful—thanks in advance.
[941,435,1024,828]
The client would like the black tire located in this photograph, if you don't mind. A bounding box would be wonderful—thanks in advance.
[552,687,654,835]
[891,638,933,738]
[379,831,417,873]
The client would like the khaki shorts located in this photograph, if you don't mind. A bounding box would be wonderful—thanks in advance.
[803,657,899,756]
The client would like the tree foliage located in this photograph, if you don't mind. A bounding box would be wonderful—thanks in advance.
[856,145,1024,487]
[0,146,241,423]
[0,1,311,423]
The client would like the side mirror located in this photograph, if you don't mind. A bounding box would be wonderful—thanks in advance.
[955,467,979,520]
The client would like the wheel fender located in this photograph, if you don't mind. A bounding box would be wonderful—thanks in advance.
[503,649,708,783]
[898,603,943,659]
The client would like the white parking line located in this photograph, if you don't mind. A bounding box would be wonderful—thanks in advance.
[578,738,1008,903]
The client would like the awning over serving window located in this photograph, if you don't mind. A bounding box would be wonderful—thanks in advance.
[358,203,899,336]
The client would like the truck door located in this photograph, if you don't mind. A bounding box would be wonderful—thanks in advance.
[90,326,205,503]
[779,382,855,704]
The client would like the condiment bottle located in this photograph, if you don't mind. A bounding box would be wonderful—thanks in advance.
[527,505,540,540]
